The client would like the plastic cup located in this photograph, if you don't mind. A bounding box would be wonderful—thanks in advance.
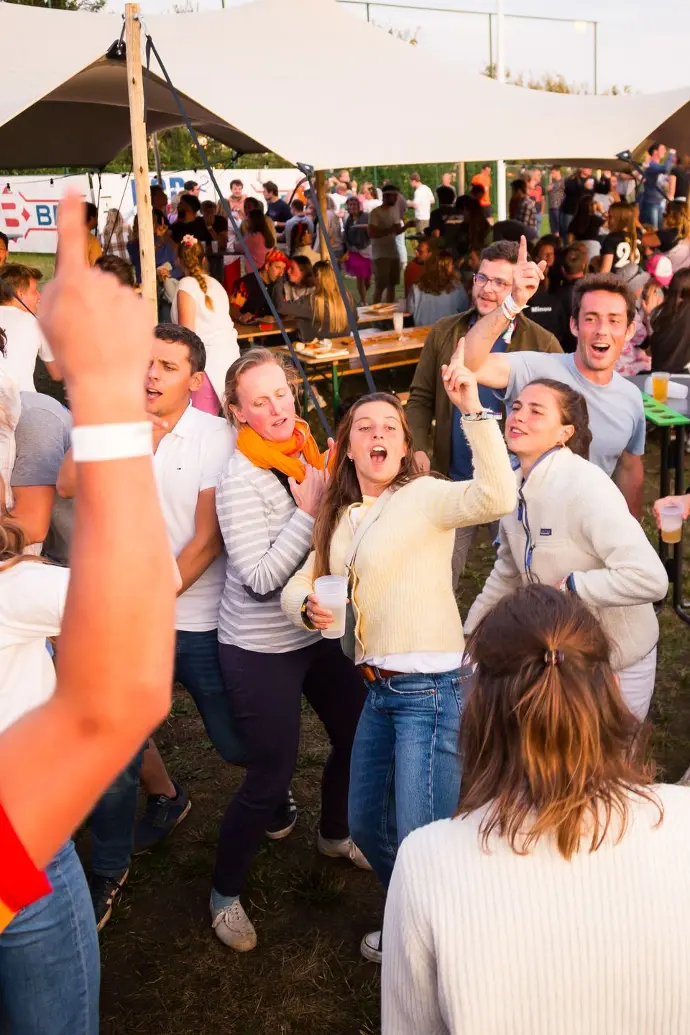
[651,371,670,403]
[393,311,405,334]
[659,502,685,544]
[314,575,348,639]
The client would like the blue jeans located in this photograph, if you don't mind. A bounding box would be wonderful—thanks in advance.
[639,201,662,230]
[560,210,574,240]
[90,628,245,878]
[0,841,100,1035]
[175,629,245,766]
[348,667,468,889]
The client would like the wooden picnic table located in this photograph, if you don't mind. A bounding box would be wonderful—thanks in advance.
[277,325,430,413]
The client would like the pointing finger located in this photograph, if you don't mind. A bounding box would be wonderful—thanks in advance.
[518,235,527,265]
[54,190,89,279]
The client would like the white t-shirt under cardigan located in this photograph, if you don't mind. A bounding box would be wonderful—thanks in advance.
[382,784,690,1035]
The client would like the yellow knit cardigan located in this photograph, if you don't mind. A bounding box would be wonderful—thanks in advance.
[281,419,516,662]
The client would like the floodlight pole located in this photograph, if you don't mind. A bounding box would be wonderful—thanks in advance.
[495,0,507,221]
[125,2,157,318]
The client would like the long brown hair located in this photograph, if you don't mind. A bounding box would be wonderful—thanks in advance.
[312,261,350,337]
[418,249,459,296]
[459,585,661,860]
[0,516,45,571]
[606,201,639,264]
[177,238,213,311]
[526,378,592,459]
[312,393,421,578]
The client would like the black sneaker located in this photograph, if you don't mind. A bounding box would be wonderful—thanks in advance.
[266,788,298,840]
[90,869,129,932]
[132,781,191,855]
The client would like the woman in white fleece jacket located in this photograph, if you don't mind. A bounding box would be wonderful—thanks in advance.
[466,377,668,719]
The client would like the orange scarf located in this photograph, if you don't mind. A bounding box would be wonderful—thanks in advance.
[236,418,331,483]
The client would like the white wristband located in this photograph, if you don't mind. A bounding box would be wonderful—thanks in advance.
[501,294,525,320]
[71,422,153,463]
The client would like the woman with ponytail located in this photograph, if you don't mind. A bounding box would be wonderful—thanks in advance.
[172,236,239,414]
[209,348,367,954]
[383,584,690,1035]
[465,378,668,720]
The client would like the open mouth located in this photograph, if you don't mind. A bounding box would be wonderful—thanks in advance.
[370,445,388,465]
[272,417,288,428]
[508,426,526,439]
[146,388,162,401]
[591,343,610,355]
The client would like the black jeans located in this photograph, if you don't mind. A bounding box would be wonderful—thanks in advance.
[213,638,366,897]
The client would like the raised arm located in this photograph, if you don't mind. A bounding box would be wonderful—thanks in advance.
[0,192,176,870]
[424,340,516,529]
[463,236,546,389]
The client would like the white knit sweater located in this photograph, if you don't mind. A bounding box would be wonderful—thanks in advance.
[382,784,690,1035]
[465,447,668,671]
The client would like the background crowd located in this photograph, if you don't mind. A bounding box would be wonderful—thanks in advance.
[0,142,689,1035]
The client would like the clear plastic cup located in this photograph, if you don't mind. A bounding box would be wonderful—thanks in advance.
[651,371,670,403]
[314,575,348,639]
[659,502,685,544]
[393,311,405,334]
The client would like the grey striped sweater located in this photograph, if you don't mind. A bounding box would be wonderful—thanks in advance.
[216,451,319,653]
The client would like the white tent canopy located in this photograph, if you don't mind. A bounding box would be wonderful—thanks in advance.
[2,0,690,170]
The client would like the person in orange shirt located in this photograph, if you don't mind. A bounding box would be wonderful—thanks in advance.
[471,164,493,218]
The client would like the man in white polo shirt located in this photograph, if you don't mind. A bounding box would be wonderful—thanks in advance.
[0,264,61,391]
[84,324,241,929]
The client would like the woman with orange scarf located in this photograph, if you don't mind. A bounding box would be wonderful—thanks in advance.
[209,348,367,953]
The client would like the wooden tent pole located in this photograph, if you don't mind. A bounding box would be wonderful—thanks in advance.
[315,169,329,261]
[125,3,157,318]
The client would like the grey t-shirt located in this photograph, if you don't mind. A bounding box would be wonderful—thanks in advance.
[498,351,646,476]
[11,392,73,565]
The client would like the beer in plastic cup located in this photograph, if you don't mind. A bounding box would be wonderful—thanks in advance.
[314,575,348,639]
[651,371,670,403]
[659,502,685,544]
[393,311,405,335]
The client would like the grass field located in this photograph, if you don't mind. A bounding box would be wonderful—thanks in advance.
[24,250,690,1034]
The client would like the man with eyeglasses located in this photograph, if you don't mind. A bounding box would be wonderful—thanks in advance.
[458,237,646,519]
[407,240,561,583]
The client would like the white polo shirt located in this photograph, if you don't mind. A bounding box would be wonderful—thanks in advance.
[0,306,54,392]
[0,561,69,735]
[153,404,236,632]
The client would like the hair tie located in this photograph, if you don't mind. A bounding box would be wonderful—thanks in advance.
[544,649,564,667]
[181,234,196,249]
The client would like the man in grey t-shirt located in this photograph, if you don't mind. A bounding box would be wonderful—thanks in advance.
[10,392,73,564]
[460,240,645,517]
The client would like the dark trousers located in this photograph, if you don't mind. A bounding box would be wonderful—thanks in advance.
[90,629,244,878]
[213,638,366,897]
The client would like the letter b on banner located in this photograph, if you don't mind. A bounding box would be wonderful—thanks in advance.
[36,205,54,227]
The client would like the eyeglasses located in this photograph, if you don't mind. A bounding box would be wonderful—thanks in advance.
[473,272,511,292]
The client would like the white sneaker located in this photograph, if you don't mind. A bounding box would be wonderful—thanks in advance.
[210,898,257,952]
[317,833,372,871]
[360,930,382,964]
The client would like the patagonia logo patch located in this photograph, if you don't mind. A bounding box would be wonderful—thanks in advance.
[540,528,552,536]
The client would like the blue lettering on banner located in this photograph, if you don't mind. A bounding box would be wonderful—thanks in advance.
[36,204,55,227]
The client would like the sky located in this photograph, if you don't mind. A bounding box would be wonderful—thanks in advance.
[112,0,690,96]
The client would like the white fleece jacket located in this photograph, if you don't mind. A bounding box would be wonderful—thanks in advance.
[465,447,668,671]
